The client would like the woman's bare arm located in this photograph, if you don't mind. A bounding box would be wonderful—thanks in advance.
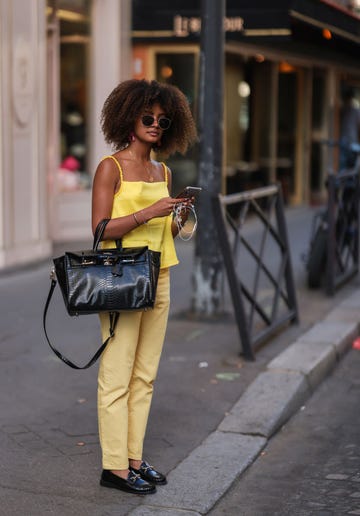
[92,159,182,240]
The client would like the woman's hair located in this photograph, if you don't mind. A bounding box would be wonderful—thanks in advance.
[101,79,198,156]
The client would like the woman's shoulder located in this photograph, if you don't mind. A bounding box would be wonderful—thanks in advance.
[152,160,171,181]
[95,154,123,180]
[152,159,171,171]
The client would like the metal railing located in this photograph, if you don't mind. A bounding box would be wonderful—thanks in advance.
[326,170,360,295]
[213,184,299,360]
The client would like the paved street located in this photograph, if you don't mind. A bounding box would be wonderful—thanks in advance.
[210,347,360,516]
[0,205,359,515]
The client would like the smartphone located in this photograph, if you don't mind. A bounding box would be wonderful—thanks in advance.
[175,186,202,199]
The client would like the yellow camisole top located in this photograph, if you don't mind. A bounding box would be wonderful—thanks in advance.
[101,155,179,269]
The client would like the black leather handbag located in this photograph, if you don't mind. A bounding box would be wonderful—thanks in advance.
[43,219,161,369]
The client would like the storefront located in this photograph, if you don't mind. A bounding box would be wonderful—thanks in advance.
[132,0,360,204]
[0,0,131,270]
[1,1,359,270]
[46,0,131,241]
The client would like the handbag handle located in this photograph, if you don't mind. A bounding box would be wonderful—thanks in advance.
[93,218,110,250]
[43,218,119,370]
[93,218,123,251]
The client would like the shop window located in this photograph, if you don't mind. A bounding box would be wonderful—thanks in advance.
[155,53,196,113]
[225,56,250,165]
[48,0,91,192]
[155,52,198,194]
[224,55,261,195]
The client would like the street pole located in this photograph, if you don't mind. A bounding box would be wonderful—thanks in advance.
[191,0,225,317]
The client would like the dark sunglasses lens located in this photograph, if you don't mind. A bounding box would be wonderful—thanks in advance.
[141,115,171,130]
[158,117,171,130]
[142,115,154,127]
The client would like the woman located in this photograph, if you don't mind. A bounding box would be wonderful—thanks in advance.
[92,79,198,495]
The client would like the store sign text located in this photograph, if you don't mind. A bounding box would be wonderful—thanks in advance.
[173,15,244,37]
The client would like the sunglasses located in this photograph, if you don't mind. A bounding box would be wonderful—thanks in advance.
[141,115,172,130]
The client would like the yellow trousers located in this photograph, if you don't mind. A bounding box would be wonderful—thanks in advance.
[97,268,170,470]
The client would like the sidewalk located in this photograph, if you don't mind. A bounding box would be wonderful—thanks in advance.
[130,289,360,516]
[0,206,359,515]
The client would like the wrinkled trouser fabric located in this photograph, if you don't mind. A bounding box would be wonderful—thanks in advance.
[98,268,170,469]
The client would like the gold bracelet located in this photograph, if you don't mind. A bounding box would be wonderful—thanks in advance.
[133,212,141,226]
[140,210,147,224]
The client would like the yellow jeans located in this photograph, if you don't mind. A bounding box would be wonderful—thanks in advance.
[97,268,170,470]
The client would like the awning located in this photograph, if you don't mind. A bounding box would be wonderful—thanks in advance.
[132,0,360,56]
[291,0,360,45]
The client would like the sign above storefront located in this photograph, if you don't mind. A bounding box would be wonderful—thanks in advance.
[132,0,360,49]
[173,15,244,37]
[132,1,292,41]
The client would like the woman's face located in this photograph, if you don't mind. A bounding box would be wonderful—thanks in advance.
[134,103,171,145]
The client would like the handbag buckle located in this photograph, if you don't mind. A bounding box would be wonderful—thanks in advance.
[82,258,97,265]
[50,267,56,281]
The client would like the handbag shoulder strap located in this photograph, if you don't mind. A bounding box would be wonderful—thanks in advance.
[43,274,119,369]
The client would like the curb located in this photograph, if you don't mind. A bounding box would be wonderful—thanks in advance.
[128,290,360,515]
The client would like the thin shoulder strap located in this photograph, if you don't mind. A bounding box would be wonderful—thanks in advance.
[102,155,123,182]
[161,162,169,185]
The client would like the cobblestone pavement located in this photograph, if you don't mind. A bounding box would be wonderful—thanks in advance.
[210,347,360,516]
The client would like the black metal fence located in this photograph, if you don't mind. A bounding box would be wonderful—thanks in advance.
[213,184,299,360]
[326,170,360,295]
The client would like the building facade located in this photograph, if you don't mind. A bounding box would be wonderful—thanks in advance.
[0,0,359,270]
[132,0,360,205]
[0,0,131,270]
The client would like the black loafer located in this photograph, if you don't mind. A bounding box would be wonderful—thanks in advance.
[130,460,167,485]
[100,469,156,494]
